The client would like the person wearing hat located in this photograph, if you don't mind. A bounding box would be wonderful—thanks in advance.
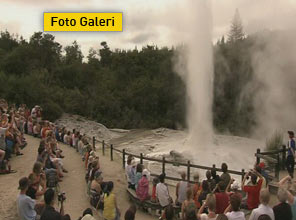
[136,169,150,201]
[287,131,296,178]
[17,177,37,220]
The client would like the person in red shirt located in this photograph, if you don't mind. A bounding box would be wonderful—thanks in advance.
[215,181,230,214]
[242,170,263,210]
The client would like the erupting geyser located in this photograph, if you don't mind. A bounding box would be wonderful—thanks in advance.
[176,0,214,147]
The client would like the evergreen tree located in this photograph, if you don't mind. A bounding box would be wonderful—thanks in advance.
[228,9,245,42]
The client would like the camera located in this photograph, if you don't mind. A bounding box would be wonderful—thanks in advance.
[58,192,66,202]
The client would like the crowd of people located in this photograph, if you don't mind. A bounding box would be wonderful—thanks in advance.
[3,98,296,220]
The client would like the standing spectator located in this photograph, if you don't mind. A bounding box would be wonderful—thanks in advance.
[103,181,120,220]
[192,173,202,208]
[242,170,263,210]
[220,163,231,190]
[156,173,171,208]
[198,180,211,207]
[272,187,292,220]
[17,177,37,220]
[215,182,230,214]
[176,171,190,206]
[181,188,197,220]
[249,189,274,220]
[136,169,150,201]
[286,131,296,178]
[224,194,245,220]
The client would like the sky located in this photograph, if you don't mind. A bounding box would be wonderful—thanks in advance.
[0,0,296,56]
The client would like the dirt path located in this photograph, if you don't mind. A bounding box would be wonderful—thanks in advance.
[0,135,156,220]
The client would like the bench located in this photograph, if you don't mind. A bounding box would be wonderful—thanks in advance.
[126,188,181,217]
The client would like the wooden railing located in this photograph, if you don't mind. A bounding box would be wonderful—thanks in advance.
[255,145,287,181]
[91,137,246,183]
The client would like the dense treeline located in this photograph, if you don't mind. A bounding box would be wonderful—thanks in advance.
[0,11,261,134]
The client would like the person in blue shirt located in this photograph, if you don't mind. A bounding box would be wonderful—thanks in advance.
[286,131,296,178]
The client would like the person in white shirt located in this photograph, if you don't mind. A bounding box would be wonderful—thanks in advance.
[156,173,171,207]
[249,189,275,220]
[224,194,245,220]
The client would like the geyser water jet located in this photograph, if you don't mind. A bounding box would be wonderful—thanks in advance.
[176,0,214,147]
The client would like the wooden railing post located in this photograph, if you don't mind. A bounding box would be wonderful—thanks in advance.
[275,153,280,181]
[256,148,261,164]
[162,157,165,174]
[92,136,96,151]
[102,140,105,155]
[241,169,245,182]
[122,149,126,169]
[282,145,286,170]
[140,153,143,165]
[110,144,113,161]
[187,160,191,182]
[102,141,105,156]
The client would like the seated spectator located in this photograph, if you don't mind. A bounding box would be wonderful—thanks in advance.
[224,194,245,220]
[127,160,137,190]
[103,181,121,220]
[151,176,159,203]
[220,163,231,190]
[254,163,267,189]
[156,173,172,208]
[176,171,190,206]
[17,177,38,220]
[226,179,242,202]
[125,155,133,188]
[249,189,274,220]
[198,180,211,207]
[124,204,136,220]
[242,170,263,210]
[79,208,95,220]
[216,214,228,220]
[182,188,197,220]
[160,204,175,220]
[40,188,68,220]
[136,169,150,201]
[272,187,292,220]
[135,163,143,189]
[215,182,230,214]
[198,193,217,220]
[258,215,272,220]
[192,172,202,208]
[28,162,47,197]
[90,170,103,209]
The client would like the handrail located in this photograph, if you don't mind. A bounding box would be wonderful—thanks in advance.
[92,137,246,182]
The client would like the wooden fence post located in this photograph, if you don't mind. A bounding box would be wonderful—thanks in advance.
[241,169,245,182]
[122,149,126,169]
[256,148,261,164]
[187,160,191,182]
[162,157,165,174]
[140,153,143,165]
[102,140,105,155]
[92,136,96,151]
[102,141,105,156]
[110,144,113,161]
[275,153,280,181]
[282,145,286,170]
